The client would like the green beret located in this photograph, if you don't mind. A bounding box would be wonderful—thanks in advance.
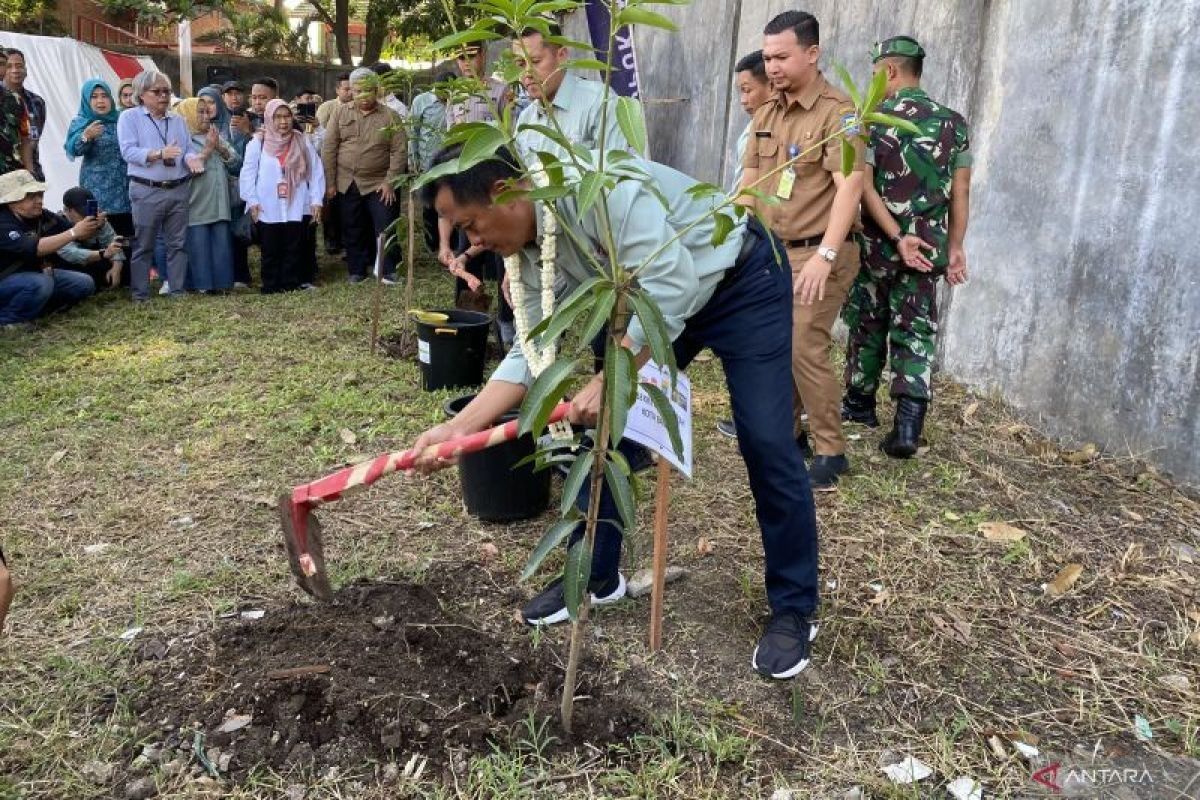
[871,36,925,63]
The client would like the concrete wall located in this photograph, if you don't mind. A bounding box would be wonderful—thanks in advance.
[581,0,1199,483]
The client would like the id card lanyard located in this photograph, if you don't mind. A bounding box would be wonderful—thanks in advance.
[276,139,292,200]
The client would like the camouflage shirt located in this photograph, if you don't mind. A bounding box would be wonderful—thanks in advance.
[0,87,28,174]
[859,87,971,271]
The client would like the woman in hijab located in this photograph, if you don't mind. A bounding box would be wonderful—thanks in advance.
[116,79,136,110]
[64,79,131,236]
[176,97,236,293]
[239,99,324,293]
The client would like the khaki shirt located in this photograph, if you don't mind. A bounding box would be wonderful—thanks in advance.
[742,72,863,242]
[321,102,407,195]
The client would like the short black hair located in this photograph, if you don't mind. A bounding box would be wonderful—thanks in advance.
[371,62,393,75]
[763,11,819,48]
[435,71,456,83]
[62,186,95,213]
[734,50,767,82]
[888,55,923,78]
[251,77,279,93]
[336,72,351,83]
[4,48,24,60]
[419,144,522,208]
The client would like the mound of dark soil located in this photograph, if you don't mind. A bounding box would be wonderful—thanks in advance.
[130,568,646,781]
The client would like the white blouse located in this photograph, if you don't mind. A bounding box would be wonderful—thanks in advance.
[239,135,326,224]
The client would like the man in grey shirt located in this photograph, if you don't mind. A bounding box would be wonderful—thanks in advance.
[117,70,192,301]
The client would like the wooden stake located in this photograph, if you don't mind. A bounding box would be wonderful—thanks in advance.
[369,232,385,354]
[404,191,417,314]
[648,456,671,652]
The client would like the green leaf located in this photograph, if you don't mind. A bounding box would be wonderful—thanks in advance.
[563,58,612,72]
[576,172,606,217]
[441,121,503,148]
[641,382,684,460]
[615,96,648,155]
[740,187,781,208]
[710,211,736,247]
[526,276,602,347]
[526,184,572,202]
[627,291,676,385]
[865,112,922,135]
[866,66,888,111]
[410,155,462,192]
[685,181,723,200]
[532,149,564,186]
[840,136,855,176]
[560,450,595,516]
[616,6,679,31]
[520,517,578,581]
[563,540,591,621]
[431,27,502,53]
[833,62,863,110]
[513,123,575,156]
[492,187,531,206]
[604,344,637,446]
[579,285,616,346]
[458,125,509,170]
[518,357,578,437]
[543,35,598,52]
[604,458,636,532]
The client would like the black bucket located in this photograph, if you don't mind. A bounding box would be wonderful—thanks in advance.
[415,309,492,392]
[444,394,551,522]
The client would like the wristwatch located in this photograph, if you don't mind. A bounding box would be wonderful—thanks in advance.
[889,231,903,244]
[817,245,837,263]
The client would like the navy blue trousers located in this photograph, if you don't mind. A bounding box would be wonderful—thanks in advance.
[570,224,820,616]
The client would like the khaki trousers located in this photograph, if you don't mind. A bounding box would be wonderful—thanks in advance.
[788,243,860,456]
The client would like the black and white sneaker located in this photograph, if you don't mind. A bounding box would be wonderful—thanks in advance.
[716,419,737,439]
[521,573,627,626]
[752,611,818,679]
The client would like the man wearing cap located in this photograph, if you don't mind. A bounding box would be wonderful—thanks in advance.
[0,170,99,327]
[841,36,973,457]
[740,10,864,491]
[117,69,193,301]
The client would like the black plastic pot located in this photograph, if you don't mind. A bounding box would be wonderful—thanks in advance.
[415,309,492,392]
[444,394,551,522]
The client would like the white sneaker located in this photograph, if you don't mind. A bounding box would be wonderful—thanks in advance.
[300,283,317,291]
[380,276,398,286]
[158,281,170,295]
[233,281,249,289]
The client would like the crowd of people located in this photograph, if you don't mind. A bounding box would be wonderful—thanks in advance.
[1,10,973,685]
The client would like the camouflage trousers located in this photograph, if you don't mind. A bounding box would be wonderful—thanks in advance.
[842,261,940,401]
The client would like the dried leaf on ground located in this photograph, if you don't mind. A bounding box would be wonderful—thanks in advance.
[1061,443,1099,464]
[697,537,715,556]
[881,756,932,784]
[948,776,983,800]
[962,401,979,422]
[1042,563,1084,596]
[978,521,1027,543]
[339,428,357,445]
[46,449,68,468]
[1157,674,1191,693]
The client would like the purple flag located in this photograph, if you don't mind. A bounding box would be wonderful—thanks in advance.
[585,0,641,98]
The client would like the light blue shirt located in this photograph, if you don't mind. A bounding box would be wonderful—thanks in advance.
[514,73,630,163]
[730,121,751,192]
[409,90,445,172]
[492,154,747,387]
[117,106,191,182]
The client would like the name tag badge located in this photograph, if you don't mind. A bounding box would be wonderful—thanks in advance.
[776,167,796,200]
[277,181,289,199]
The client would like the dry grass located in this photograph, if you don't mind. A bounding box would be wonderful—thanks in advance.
[0,253,1197,799]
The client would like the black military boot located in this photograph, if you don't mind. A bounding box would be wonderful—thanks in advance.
[880,396,928,459]
[841,389,880,428]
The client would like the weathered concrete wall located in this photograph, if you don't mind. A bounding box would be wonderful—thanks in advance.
[584,0,1199,483]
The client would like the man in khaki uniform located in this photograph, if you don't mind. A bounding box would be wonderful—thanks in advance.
[741,10,864,491]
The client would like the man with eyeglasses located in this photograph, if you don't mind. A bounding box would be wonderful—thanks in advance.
[0,170,99,329]
[117,70,193,301]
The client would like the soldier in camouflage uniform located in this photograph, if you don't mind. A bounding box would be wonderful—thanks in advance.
[841,36,973,458]
[0,51,29,176]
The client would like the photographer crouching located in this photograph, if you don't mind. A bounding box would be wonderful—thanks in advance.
[0,170,98,329]
[56,187,128,289]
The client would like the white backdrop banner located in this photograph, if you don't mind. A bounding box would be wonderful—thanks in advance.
[0,32,157,210]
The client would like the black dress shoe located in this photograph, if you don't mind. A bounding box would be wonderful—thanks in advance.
[809,454,849,491]
[841,388,880,428]
[881,396,928,459]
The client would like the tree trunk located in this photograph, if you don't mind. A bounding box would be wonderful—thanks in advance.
[333,0,352,65]
[360,8,386,66]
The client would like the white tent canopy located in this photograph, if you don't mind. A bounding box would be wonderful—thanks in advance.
[0,32,158,211]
